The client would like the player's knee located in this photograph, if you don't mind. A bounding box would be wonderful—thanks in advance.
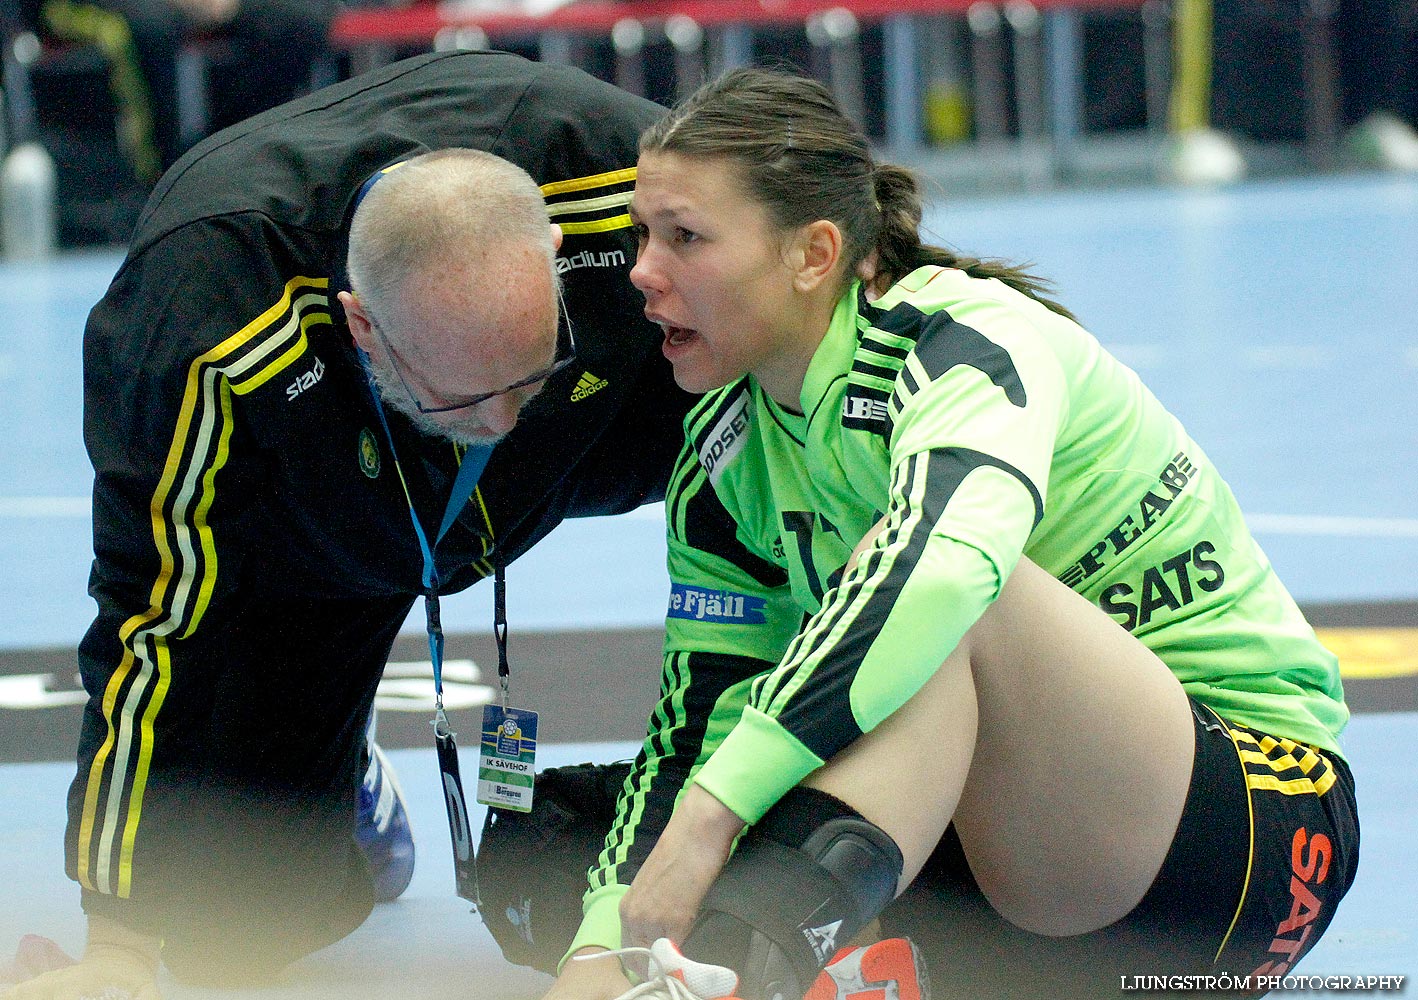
[683,787,903,1000]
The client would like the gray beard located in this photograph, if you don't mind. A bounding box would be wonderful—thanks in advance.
[363,354,507,448]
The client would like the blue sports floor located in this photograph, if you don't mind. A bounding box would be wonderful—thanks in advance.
[1,172,1415,997]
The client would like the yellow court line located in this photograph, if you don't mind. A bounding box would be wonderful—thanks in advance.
[1315,627,1418,679]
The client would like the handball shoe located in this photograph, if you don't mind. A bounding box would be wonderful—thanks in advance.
[802,937,929,1000]
[354,740,416,902]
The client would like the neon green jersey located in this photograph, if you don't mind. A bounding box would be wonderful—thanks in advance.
[568,265,1347,957]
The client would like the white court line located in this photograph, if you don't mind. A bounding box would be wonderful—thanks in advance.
[0,496,90,517]
[4,497,1417,540]
[1243,345,1331,369]
[1247,513,1418,537]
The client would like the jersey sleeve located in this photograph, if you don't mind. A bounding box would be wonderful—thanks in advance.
[693,287,1071,825]
[71,217,331,933]
[568,439,799,958]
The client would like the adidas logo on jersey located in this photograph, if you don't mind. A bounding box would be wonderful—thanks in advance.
[572,372,609,401]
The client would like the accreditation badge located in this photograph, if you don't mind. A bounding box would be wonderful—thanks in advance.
[477,705,538,813]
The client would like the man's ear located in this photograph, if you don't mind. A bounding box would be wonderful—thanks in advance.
[792,219,843,294]
[338,290,376,355]
[550,223,564,252]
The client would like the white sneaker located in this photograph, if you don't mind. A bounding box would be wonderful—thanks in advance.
[354,711,415,902]
[578,939,744,1000]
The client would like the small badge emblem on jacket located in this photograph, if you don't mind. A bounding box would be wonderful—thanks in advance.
[358,428,381,479]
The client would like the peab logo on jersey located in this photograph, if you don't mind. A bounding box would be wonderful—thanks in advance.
[556,249,627,274]
[842,393,888,428]
[668,583,766,625]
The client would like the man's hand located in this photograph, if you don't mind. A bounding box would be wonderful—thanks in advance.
[538,947,632,1000]
[618,785,744,951]
[4,917,161,1000]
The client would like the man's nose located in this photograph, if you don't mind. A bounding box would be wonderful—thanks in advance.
[477,392,523,436]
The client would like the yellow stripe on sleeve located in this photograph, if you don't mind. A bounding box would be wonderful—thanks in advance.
[540,167,636,197]
[1245,771,1338,797]
[559,215,634,235]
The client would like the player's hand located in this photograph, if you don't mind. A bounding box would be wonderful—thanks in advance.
[618,785,743,951]
[538,947,631,1000]
[5,918,161,1000]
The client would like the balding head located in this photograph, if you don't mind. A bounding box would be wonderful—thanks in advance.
[341,149,566,445]
[347,148,556,328]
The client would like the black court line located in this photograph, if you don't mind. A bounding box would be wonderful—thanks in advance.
[0,628,664,765]
[1,602,1414,765]
[1302,600,1418,715]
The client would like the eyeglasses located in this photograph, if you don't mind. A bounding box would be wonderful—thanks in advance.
[369,294,577,415]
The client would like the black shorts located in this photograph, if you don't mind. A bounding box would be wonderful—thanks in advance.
[883,697,1361,998]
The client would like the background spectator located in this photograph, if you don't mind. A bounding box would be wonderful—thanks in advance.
[39,0,336,175]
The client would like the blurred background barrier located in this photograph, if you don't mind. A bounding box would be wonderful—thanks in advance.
[2,0,1416,252]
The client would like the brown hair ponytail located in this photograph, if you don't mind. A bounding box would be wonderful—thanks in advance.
[871,163,1075,320]
[643,69,1075,321]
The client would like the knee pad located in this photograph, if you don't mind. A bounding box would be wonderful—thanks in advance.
[683,787,904,1000]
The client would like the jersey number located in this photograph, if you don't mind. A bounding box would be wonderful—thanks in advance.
[781,510,843,604]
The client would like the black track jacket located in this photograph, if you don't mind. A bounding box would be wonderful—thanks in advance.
[73,52,685,955]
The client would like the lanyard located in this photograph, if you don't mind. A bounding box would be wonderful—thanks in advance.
[362,373,492,710]
[358,351,492,902]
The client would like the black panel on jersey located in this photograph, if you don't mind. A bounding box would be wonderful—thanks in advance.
[864,299,1027,408]
[605,649,776,880]
[679,462,789,592]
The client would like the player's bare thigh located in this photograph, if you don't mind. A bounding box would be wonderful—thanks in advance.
[808,557,1195,936]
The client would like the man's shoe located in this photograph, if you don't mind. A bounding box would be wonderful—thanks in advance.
[802,937,929,1000]
[355,740,416,902]
[585,939,744,1000]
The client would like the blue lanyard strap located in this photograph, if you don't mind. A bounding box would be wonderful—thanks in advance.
[357,350,493,718]
[356,339,493,905]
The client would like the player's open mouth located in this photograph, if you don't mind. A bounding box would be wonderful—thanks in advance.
[664,326,697,347]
